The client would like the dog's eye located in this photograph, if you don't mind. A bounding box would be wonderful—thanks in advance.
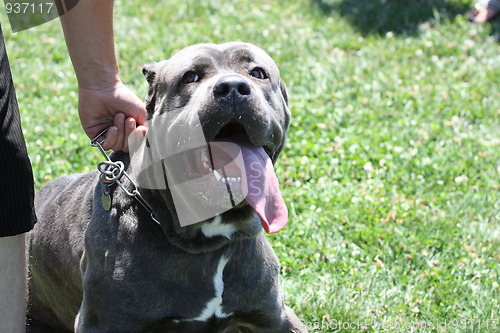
[182,71,201,84]
[249,68,268,80]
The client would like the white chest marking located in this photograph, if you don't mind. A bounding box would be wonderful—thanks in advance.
[193,256,231,321]
[201,215,237,239]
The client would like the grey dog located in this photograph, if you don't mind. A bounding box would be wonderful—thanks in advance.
[26,42,307,333]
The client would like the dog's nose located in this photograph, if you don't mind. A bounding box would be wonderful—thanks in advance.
[213,75,251,104]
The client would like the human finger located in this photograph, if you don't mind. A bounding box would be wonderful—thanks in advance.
[102,126,118,151]
[122,117,137,153]
[112,113,126,151]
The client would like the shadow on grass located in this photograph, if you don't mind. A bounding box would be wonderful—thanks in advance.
[313,0,471,36]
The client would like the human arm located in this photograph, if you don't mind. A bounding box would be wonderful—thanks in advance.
[0,234,27,331]
[60,0,147,151]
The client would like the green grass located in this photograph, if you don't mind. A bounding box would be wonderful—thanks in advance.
[2,0,499,332]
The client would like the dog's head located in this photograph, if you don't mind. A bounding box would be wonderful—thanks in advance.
[130,43,290,250]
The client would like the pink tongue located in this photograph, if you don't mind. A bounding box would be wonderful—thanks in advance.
[229,138,288,233]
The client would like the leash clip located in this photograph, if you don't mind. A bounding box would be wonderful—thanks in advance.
[90,127,112,162]
[90,127,161,226]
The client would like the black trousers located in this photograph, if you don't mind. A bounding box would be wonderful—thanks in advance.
[0,23,36,236]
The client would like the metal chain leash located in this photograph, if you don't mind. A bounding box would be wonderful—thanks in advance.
[90,128,161,226]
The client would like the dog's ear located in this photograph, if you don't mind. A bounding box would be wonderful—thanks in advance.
[271,79,290,163]
[279,79,289,106]
[142,62,164,116]
[142,63,158,85]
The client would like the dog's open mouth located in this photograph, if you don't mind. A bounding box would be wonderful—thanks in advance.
[168,123,287,233]
[214,122,274,158]
[134,119,288,233]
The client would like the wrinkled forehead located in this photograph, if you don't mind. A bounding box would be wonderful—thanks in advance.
[161,42,280,77]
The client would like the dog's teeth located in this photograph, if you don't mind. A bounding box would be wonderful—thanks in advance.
[213,172,241,183]
[209,167,213,172]
[203,161,211,169]
[201,149,210,163]
[201,149,208,161]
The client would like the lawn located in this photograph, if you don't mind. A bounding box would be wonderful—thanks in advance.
[2,0,499,332]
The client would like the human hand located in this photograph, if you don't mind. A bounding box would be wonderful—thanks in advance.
[78,80,148,152]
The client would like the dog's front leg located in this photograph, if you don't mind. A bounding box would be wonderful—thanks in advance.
[74,279,108,333]
[74,308,90,333]
[73,234,127,332]
[74,272,133,333]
